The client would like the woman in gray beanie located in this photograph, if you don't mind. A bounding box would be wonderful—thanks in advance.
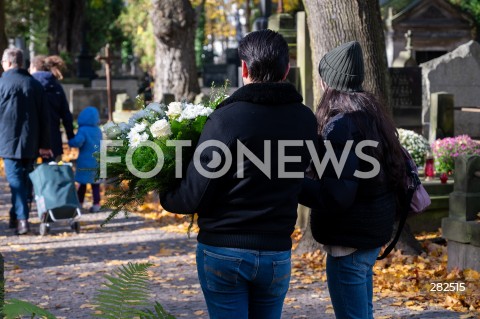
[299,41,405,319]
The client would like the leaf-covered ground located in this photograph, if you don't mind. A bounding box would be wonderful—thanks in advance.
[294,235,480,317]
[0,153,479,318]
[141,206,480,317]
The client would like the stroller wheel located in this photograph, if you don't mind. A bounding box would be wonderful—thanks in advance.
[71,221,80,234]
[39,223,49,236]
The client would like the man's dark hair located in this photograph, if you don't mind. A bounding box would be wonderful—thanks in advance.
[238,29,289,83]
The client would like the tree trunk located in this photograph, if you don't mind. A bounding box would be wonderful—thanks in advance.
[151,0,200,102]
[0,0,7,77]
[47,0,85,59]
[295,218,323,254]
[302,0,391,110]
[395,222,424,255]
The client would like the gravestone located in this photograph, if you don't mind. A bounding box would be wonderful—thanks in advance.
[296,11,313,109]
[112,93,139,123]
[442,155,480,271]
[429,92,454,143]
[420,41,480,136]
[61,83,85,107]
[91,77,139,101]
[225,48,240,67]
[70,88,125,120]
[203,64,238,87]
[268,13,297,60]
[115,93,134,111]
[455,107,480,139]
[389,67,423,132]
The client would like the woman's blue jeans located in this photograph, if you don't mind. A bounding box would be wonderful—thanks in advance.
[326,247,381,319]
[196,243,291,319]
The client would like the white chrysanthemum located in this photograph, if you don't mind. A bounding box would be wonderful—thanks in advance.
[130,122,147,134]
[150,119,172,138]
[128,131,149,148]
[178,103,213,121]
[397,128,430,166]
[166,102,183,118]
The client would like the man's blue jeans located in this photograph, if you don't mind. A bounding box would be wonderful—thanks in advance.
[326,247,381,319]
[196,243,291,319]
[4,158,34,221]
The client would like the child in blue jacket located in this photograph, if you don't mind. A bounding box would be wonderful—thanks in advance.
[69,106,103,212]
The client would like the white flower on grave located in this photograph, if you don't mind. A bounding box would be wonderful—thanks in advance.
[178,103,213,121]
[150,119,172,138]
[128,131,149,148]
[398,128,430,167]
[166,102,183,119]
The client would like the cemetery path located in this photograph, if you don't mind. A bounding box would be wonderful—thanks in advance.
[0,177,473,319]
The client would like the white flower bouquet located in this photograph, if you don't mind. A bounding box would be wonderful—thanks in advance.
[397,128,430,167]
[100,86,228,220]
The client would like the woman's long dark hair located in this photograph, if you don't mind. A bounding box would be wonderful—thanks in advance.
[316,86,405,190]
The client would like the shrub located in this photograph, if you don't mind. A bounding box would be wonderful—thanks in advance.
[397,129,430,167]
[431,135,480,173]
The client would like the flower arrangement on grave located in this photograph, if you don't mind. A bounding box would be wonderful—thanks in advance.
[431,135,480,174]
[397,128,430,167]
[100,84,229,223]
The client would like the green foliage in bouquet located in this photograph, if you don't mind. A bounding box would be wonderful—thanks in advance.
[397,128,430,167]
[100,82,229,224]
[431,135,480,173]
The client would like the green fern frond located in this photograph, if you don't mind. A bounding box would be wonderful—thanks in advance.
[3,298,57,319]
[93,262,155,319]
[140,302,176,319]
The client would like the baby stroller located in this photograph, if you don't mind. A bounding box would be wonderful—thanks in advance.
[29,162,82,235]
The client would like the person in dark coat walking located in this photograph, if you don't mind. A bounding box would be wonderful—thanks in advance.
[160,30,318,319]
[29,55,74,161]
[299,41,406,319]
[0,48,52,234]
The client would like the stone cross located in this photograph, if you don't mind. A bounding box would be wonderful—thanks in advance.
[405,30,413,51]
[96,44,117,121]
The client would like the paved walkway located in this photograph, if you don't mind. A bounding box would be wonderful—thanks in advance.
[0,177,471,319]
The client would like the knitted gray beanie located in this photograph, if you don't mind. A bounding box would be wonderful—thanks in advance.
[318,41,364,92]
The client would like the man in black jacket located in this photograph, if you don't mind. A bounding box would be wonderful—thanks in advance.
[0,48,52,234]
[160,30,318,318]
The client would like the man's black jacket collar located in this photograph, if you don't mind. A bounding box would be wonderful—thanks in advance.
[217,82,303,108]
